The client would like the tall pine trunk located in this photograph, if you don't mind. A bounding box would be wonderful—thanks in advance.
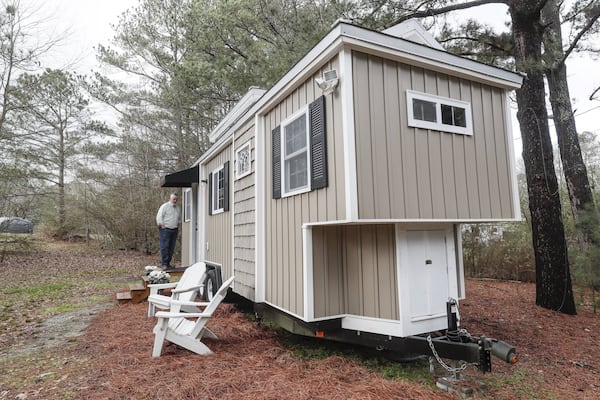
[509,1,576,314]
[542,0,597,248]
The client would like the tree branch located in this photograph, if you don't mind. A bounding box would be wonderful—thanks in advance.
[389,0,508,26]
[559,10,600,65]
[440,35,510,53]
[590,85,600,101]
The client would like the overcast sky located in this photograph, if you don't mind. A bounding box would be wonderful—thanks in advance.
[15,0,137,75]
[17,0,600,155]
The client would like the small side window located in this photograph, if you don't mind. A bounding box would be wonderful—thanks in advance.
[183,189,192,222]
[406,90,472,135]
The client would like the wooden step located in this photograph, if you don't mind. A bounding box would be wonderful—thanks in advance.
[116,291,132,304]
[129,282,149,304]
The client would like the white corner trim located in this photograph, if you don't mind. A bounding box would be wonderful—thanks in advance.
[255,114,266,302]
[197,165,207,261]
[505,93,522,221]
[455,224,466,300]
[340,48,359,221]
[303,225,313,321]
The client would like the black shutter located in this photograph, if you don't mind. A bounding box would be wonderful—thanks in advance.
[208,172,213,216]
[309,95,327,190]
[272,125,281,199]
[223,161,230,211]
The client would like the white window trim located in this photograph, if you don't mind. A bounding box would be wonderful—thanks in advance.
[235,141,252,179]
[281,105,311,198]
[211,165,225,214]
[406,90,473,135]
[183,188,192,222]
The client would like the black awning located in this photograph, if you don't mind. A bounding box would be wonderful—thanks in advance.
[161,165,199,187]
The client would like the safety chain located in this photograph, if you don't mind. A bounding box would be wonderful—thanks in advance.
[427,335,470,375]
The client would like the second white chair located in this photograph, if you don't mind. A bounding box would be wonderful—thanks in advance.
[147,261,207,317]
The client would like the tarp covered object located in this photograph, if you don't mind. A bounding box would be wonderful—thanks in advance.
[0,217,33,234]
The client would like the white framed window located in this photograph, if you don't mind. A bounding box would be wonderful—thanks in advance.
[271,96,327,200]
[235,141,252,179]
[211,165,225,214]
[183,189,192,222]
[281,106,310,197]
[406,90,473,135]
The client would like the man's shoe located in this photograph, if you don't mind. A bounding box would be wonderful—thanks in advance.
[161,265,169,270]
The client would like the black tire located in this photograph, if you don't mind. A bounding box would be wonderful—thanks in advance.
[202,270,218,301]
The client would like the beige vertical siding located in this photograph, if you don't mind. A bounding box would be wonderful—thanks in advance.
[352,51,515,220]
[233,122,256,301]
[312,224,398,320]
[205,146,233,279]
[263,56,346,317]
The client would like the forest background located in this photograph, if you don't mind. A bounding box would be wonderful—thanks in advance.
[1,0,599,313]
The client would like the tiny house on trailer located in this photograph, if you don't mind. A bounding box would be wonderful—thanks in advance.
[162,20,523,370]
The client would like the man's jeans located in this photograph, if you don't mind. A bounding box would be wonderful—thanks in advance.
[159,227,178,267]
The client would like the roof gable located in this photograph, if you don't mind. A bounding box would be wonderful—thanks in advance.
[382,19,445,51]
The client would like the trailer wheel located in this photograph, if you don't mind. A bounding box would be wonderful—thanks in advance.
[202,270,218,301]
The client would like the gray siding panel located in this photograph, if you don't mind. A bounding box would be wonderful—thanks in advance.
[234,122,256,301]
[353,51,515,221]
[264,56,345,317]
[312,225,398,320]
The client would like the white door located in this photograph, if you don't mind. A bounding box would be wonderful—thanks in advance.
[405,230,449,320]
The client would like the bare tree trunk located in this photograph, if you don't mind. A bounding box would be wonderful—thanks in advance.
[542,0,597,245]
[58,127,66,237]
[510,0,576,314]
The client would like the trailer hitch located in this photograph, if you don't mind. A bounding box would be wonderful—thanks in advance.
[445,299,518,372]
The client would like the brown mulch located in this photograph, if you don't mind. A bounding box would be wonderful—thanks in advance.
[73,280,600,400]
[1,242,599,399]
[75,303,453,400]
[460,280,600,399]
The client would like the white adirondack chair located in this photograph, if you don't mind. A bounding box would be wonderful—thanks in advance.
[151,275,235,357]
[147,262,207,317]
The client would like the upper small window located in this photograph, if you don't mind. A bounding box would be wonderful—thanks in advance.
[183,189,192,222]
[281,107,310,196]
[235,141,252,179]
[406,90,473,135]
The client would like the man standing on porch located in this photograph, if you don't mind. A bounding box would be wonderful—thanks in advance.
[156,193,180,269]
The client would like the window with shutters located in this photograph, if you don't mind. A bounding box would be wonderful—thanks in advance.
[272,96,327,199]
[208,161,229,215]
[282,107,310,196]
[406,90,473,135]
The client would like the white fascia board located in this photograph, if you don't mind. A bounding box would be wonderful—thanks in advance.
[208,87,266,143]
[302,218,524,228]
[338,24,524,89]
[233,22,522,141]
